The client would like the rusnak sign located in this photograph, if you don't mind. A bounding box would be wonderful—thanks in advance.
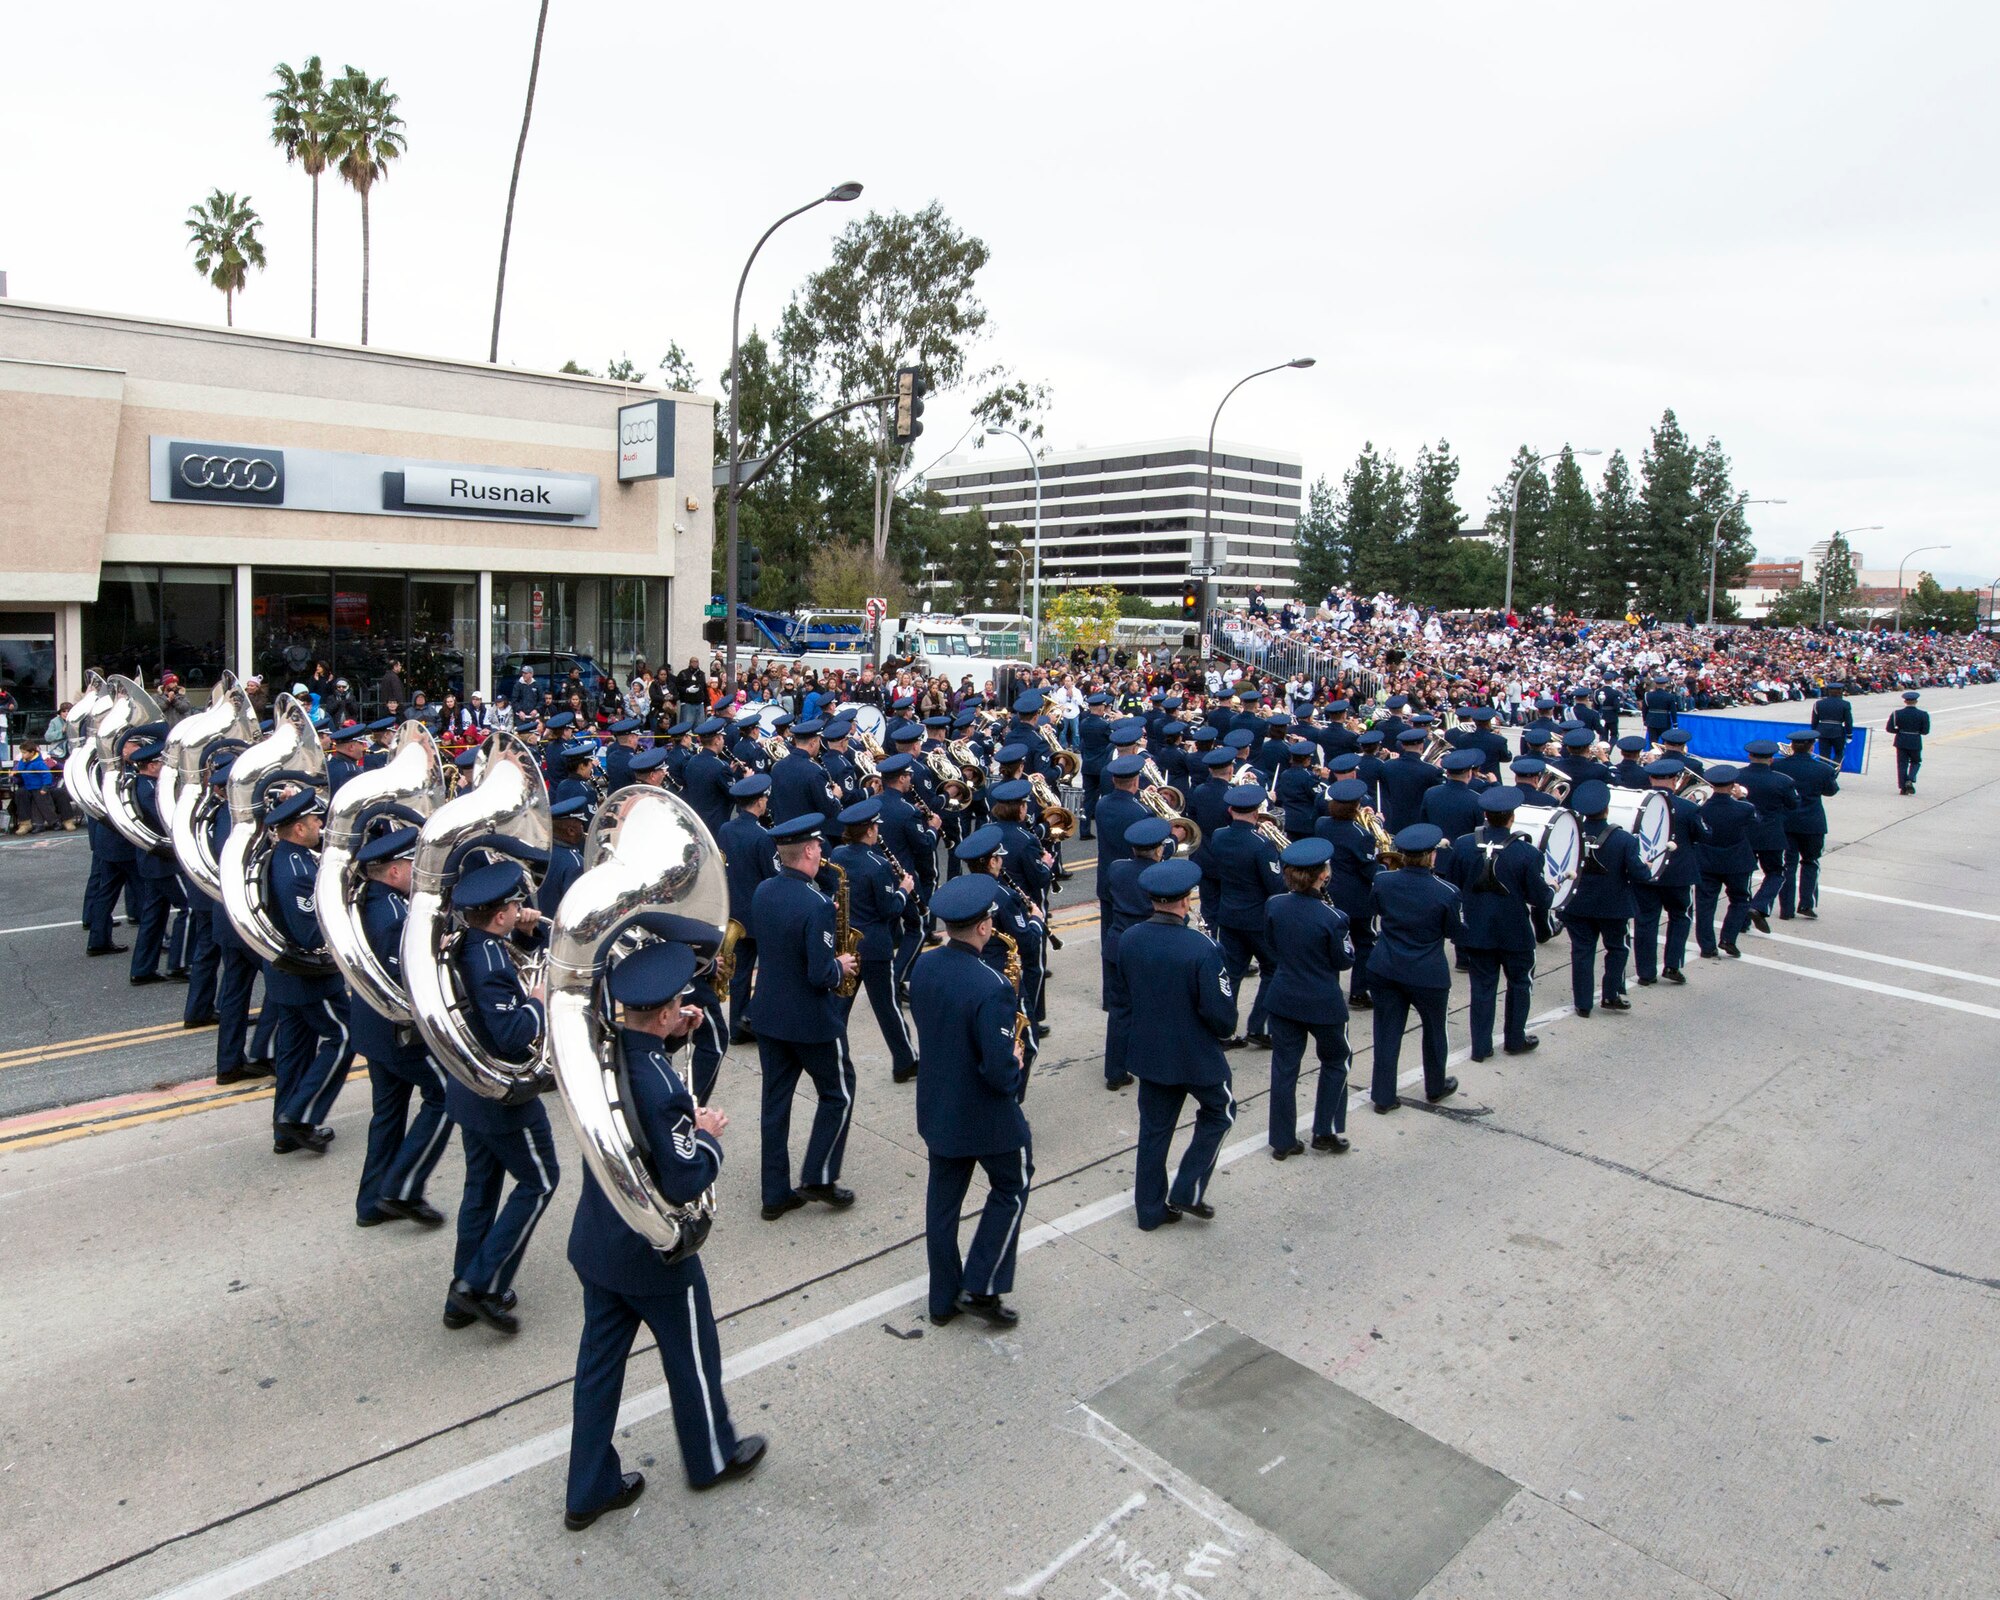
[149,438,599,527]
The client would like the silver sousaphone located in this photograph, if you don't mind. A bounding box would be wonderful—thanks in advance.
[96,675,169,854]
[165,674,258,900]
[62,671,113,822]
[219,693,336,974]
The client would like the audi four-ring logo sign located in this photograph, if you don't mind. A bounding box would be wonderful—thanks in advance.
[166,441,286,505]
[616,398,675,483]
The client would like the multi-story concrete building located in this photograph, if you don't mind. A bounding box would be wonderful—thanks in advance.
[926,437,1303,607]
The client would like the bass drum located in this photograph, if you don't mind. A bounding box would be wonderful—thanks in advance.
[1510,806,1582,910]
[837,702,888,749]
[1603,788,1671,872]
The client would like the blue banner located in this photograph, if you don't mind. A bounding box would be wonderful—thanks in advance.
[1677,712,1869,773]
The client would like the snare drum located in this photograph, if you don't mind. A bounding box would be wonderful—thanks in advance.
[1602,787,1671,871]
[1510,806,1582,909]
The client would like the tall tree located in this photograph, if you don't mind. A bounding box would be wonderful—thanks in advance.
[266,57,334,337]
[184,190,267,326]
[1766,529,1861,627]
[1693,435,1751,620]
[1636,408,1702,619]
[1337,442,1411,595]
[1899,573,1980,633]
[1485,446,1550,606]
[489,0,550,363]
[655,341,699,394]
[1541,447,1596,614]
[1293,474,1342,597]
[1586,448,1641,618]
[1406,438,1467,605]
[328,67,407,345]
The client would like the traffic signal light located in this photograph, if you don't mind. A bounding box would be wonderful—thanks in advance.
[1180,578,1200,620]
[893,367,927,446]
[743,545,762,601]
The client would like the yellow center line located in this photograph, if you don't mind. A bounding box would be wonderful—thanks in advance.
[0,1066,367,1152]
[0,1011,263,1073]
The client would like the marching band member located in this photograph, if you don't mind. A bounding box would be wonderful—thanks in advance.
[1209,779,1285,1049]
[1076,691,1113,839]
[1377,727,1442,830]
[125,740,179,986]
[749,813,861,1221]
[1693,764,1756,960]
[1442,786,1551,1059]
[564,940,763,1529]
[1554,726,1611,791]
[443,858,560,1334]
[626,745,670,788]
[1610,735,1650,788]
[538,795,591,917]
[1187,746,1238,932]
[205,757,276,1084]
[1562,780,1653,1017]
[952,825,1043,1068]
[326,723,367,795]
[602,716,645,792]
[1274,740,1326,841]
[875,754,939,999]
[911,873,1032,1329]
[1774,727,1838,919]
[1812,682,1854,765]
[771,717,833,823]
[717,775,778,1044]
[264,787,352,1153]
[829,798,919,1085]
[552,740,598,806]
[986,781,1052,1037]
[1366,823,1463,1112]
[1509,754,1558,809]
[1419,748,1486,840]
[1734,740,1799,931]
[1633,759,1701,986]
[1315,776,1382,1011]
[1261,838,1354,1157]
[1099,817,1172,1091]
[681,717,736,835]
[1093,749,1151,924]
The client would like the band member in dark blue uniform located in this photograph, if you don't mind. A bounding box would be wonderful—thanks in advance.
[1812,683,1854,765]
[750,813,862,1220]
[1076,692,1113,840]
[680,718,736,834]
[264,787,353,1152]
[1262,838,1353,1157]
[1208,781,1284,1047]
[1735,740,1798,928]
[1099,817,1172,1090]
[830,798,918,1084]
[1274,741,1325,842]
[602,717,643,792]
[1187,747,1237,933]
[444,858,561,1334]
[1367,823,1464,1111]
[1120,857,1238,1229]
[1774,727,1838,919]
[717,775,778,1043]
[564,940,764,1528]
[1633,760,1702,985]
[911,874,1032,1328]
[204,758,276,1083]
[1610,735,1650,788]
[125,743,179,984]
[771,718,835,823]
[1377,728,1443,831]
[1693,764,1756,959]
[538,795,590,918]
[1442,786,1552,1060]
[1562,780,1654,1016]
[325,724,366,797]
[350,826,453,1229]
[1315,777,1382,1009]
[876,755,939,996]
[1419,748,1487,841]
[1555,726,1612,792]
[1886,690,1928,794]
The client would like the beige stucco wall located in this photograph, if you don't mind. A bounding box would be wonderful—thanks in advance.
[0,301,716,670]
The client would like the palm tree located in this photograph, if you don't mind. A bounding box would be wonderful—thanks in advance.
[491,0,552,363]
[327,67,407,345]
[266,57,335,337]
[185,191,268,326]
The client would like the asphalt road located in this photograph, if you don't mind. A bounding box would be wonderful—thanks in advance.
[4,682,1998,1600]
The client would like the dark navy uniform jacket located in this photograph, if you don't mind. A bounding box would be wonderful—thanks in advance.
[1418,780,1484,843]
[1734,765,1799,852]
[681,750,735,836]
[771,751,834,825]
[1694,793,1757,875]
[1649,792,1705,888]
[1443,827,1550,953]
[1354,752,1389,810]
[1366,867,1464,988]
[1209,819,1284,934]
[539,840,584,918]
[326,754,360,797]
[1515,785,1558,810]
[1078,714,1113,777]
[1093,789,1151,901]
[748,868,844,1043]
[1376,754,1442,831]
[266,839,341,1004]
[878,787,938,889]
[1261,893,1353,1025]
[1554,755,1612,791]
[207,806,250,952]
[1274,765,1324,837]
[1100,856,1154,970]
[1567,822,1653,920]
[460,926,544,1064]
[1643,689,1680,733]
[1005,718,1052,777]
[1812,696,1853,740]
[912,944,1028,1158]
[1186,778,1232,877]
[604,742,635,793]
[1314,817,1381,927]
[977,877,1042,988]
[1611,758,1650,790]
[1118,916,1237,1087]
[1886,706,1929,750]
[664,740,695,790]
[132,776,177,880]
[354,881,424,1066]
[567,1029,720,1296]
[828,843,908,961]
[997,819,1052,904]
[553,775,594,807]
[1772,753,1839,834]
[1467,728,1510,777]
[718,811,779,927]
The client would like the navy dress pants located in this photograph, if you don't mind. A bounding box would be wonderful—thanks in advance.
[756,1036,855,1206]
[1133,1077,1235,1229]
[1101,956,1131,1085]
[925,1144,1033,1317]
[1369,975,1450,1106]
[356,1049,452,1222]
[843,958,917,1079]
[726,936,757,1038]
[1564,915,1629,1010]
[1750,849,1786,917]
[450,1102,559,1302]
[1464,947,1534,1055]
[1217,927,1276,1036]
[272,992,354,1128]
[1632,884,1693,978]
[1781,836,1822,916]
[182,896,219,1021]
[1266,1015,1348,1146]
[1696,872,1753,954]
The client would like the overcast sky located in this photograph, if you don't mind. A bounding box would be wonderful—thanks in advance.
[6,1,1995,584]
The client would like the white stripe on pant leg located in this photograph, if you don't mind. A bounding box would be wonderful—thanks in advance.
[686,1285,725,1479]
[985,1146,1028,1296]
[395,1091,453,1203]
[1192,1088,1236,1205]
[307,998,351,1124]
[885,978,915,1064]
[821,1036,855,1185]
[484,1130,554,1294]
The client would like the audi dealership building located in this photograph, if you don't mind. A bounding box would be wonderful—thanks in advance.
[0,300,715,725]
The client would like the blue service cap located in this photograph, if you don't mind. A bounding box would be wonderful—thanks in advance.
[1397,728,1427,745]
[1287,740,1317,759]
[1660,728,1691,746]
[1280,837,1334,869]
[823,717,854,738]
[1562,728,1596,749]
[877,753,915,775]
[1225,783,1267,809]
[1329,778,1370,803]
[729,774,771,800]
[1903,689,1920,700]
[1110,718,1145,743]
[989,778,1032,802]
[1511,755,1547,775]
[1571,779,1612,814]
[931,873,1001,923]
[1471,708,1497,722]
[764,710,792,730]
[550,795,592,819]
[362,715,398,735]
[629,747,670,773]
[1534,694,1557,709]
[1616,734,1646,753]
[1139,857,1203,898]
[1442,749,1483,772]
[454,858,528,908]
[607,940,699,1009]
[1647,756,1685,777]
[1787,727,1819,743]
[954,823,1006,860]
[209,756,236,785]
[994,742,1030,764]
[129,741,166,764]
[357,825,420,864]
[694,717,728,736]
[132,721,169,740]
[1705,763,1740,785]
[1124,816,1173,849]
[1191,726,1219,745]
[1238,688,1262,703]
[951,708,978,728]
[453,747,482,770]
[258,719,274,732]
[836,798,882,827]
[1358,730,1385,747]
[792,718,826,737]
[1106,754,1147,779]
[1744,739,1779,757]
[1162,720,1187,737]
[561,739,598,763]
[1478,785,1524,812]
[1085,691,1111,706]
[1325,699,1351,715]
[1224,728,1255,749]
[890,721,924,743]
[770,812,826,842]
[669,716,699,737]
[922,714,950,730]
[1328,753,1362,773]
[331,721,367,744]
[1163,695,1184,710]
[1013,690,1045,714]
[891,695,916,711]
[733,707,763,726]
[1392,822,1444,854]
[1201,748,1237,769]
[545,712,576,731]
[1521,727,1554,746]
[1386,694,1410,710]
[605,717,643,735]
[1410,713,1436,727]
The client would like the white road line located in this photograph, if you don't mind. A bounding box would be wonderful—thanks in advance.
[1820,887,2000,924]
[1736,953,2000,1020]
[1925,696,2000,717]
[1757,932,2000,989]
[1005,1491,1148,1598]
[0,918,82,936]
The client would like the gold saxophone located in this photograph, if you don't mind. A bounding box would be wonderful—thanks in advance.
[993,929,1032,1056]
[716,917,747,990]
[823,860,863,997]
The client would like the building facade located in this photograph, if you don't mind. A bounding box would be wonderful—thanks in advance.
[926,437,1303,606]
[0,301,714,725]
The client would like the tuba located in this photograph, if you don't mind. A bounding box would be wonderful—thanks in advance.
[926,748,974,812]
[1038,723,1082,782]
[97,675,170,855]
[63,671,114,822]
[1026,772,1077,841]
[220,693,338,974]
[404,732,553,1102]
[318,723,446,1024]
[546,787,725,1259]
[165,674,258,900]
[1138,782,1202,852]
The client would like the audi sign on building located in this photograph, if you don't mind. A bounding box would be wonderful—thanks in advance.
[166,441,286,505]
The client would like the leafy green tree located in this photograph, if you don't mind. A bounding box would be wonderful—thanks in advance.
[328,67,407,345]
[655,342,699,394]
[602,354,645,383]
[1406,438,1467,605]
[1337,443,1411,594]
[1586,449,1641,618]
[1636,409,1702,618]
[489,0,550,362]
[558,359,593,375]
[918,504,1024,614]
[266,58,334,337]
[1044,586,1123,657]
[1541,447,1596,614]
[1485,447,1550,607]
[803,540,912,614]
[1900,573,1980,633]
[1693,435,1752,619]
[184,191,267,326]
[1293,474,1342,597]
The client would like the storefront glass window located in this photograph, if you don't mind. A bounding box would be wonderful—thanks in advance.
[492,573,665,716]
[332,571,408,711]
[252,569,333,700]
[409,577,476,705]
[84,564,236,702]
[0,610,60,729]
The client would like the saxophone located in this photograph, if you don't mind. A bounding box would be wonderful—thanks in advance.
[823,859,863,997]
[993,929,1032,1056]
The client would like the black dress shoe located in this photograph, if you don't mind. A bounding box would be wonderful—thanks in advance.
[893,1062,919,1083]
[1799,908,1817,920]
[1242,1032,1273,1050]
[274,1120,331,1153]
[954,1292,1020,1328]
[1601,995,1632,1011]
[1720,941,1742,958]
[566,1470,647,1530]
[930,1304,961,1326]
[798,1182,855,1209]
[1312,1133,1350,1153]
[1504,1035,1540,1055]
[1663,968,1686,984]
[1372,1097,1399,1114]
[1425,1076,1459,1104]
[165,968,190,982]
[729,1028,757,1046]
[217,1066,260,1085]
[1270,1141,1305,1161]
[1778,912,1795,921]
[1175,1200,1216,1220]
[377,1196,447,1227]
[1699,950,1720,961]
[1575,1007,1591,1018]
[86,943,128,956]
[244,1056,276,1074]
[692,1435,767,1491]
[1470,1049,1492,1063]
[183,1014,219,1028]
[356,1210,390,1227]
[1750,911,1771,933]
[272,1131,300,1154]
[1033,1023,1051,1040]
[130,972,166,986]
[760,1191,806,1221]
[1105,1073,1134,1090]
[1348,993,1373,1009]
[1636,976,1657,986]
[447,1282,519,1334]
[1219,1035,1247,1051]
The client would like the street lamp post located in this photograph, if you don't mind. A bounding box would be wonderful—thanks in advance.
[724,181,862,692]
[1818,525,1882,626]
[1502,446,1601,619]
[985,425,1043,663]
[1986,575,2000,634]
[1199,359,1315,625]
[1893,543,1950,634]
[1705,494,1785,626]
